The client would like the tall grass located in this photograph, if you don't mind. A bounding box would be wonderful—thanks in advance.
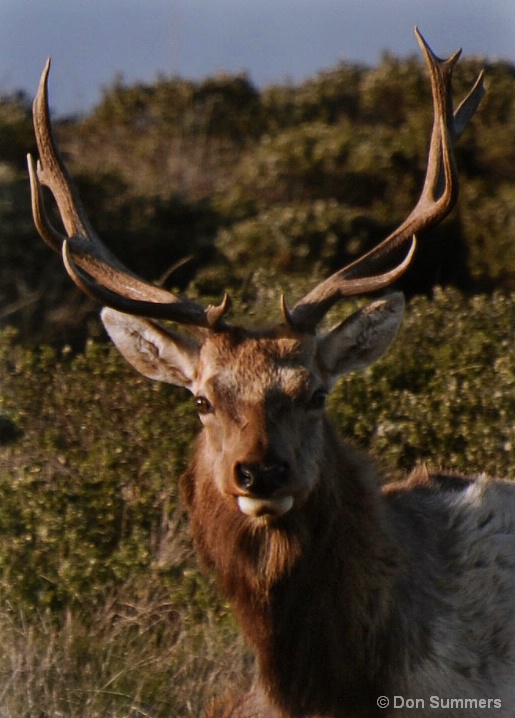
[0,590,249,717]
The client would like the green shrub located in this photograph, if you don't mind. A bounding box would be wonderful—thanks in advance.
[330,288,515,479]
[0,335,198,610]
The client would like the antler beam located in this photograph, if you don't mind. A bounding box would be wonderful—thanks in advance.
[285,28,485,333]
[27,59,230,331]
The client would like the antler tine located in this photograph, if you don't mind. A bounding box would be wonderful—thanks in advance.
[286,28,485,333]
[27,59,230,330]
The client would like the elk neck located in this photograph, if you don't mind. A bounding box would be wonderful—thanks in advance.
[181,418,409,717]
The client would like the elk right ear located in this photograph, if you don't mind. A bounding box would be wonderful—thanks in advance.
[317,292,404,383]
[101,308,200,389]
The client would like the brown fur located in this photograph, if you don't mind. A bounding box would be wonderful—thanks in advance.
[183,421,439,717]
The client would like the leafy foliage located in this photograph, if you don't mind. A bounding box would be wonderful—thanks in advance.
[331,289,515,479]
[0,92,35,170]
[0,334,194,609]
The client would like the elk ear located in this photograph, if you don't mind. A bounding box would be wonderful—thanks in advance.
[101,308,200,389]
[317,292,404,383]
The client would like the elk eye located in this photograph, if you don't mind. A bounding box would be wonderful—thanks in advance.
[307,388,327,410]
[194,396,213,415]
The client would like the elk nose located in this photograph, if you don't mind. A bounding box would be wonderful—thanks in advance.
[235,461,290,498]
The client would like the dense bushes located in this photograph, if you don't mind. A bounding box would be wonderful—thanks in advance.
[330,289,515,479]
[0,333,194,610]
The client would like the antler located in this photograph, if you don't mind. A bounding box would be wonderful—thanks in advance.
[284,28,485,332]
[27,59,230,331]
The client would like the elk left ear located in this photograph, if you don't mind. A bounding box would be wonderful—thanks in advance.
[317,292,404,382]
[101,308,200,389]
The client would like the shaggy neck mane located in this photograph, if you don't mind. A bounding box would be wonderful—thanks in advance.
[181,419,407,717]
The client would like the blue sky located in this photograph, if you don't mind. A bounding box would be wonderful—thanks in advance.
[0,0,513,116]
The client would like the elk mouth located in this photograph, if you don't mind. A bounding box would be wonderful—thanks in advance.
[236,494,294,518]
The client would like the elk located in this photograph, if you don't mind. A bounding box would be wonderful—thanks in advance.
[27,30,515,718]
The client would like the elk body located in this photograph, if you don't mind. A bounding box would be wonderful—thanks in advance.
[26,30,515,718]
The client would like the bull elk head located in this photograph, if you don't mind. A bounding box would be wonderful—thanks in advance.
[27,29,484,524]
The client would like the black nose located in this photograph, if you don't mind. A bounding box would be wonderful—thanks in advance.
[235,461,290,497]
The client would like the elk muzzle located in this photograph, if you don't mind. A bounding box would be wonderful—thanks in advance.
[234,460,294,518]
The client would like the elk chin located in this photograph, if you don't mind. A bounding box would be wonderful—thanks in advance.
[237,495,294,519]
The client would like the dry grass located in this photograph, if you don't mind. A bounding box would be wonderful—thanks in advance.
[0,589,251,718]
